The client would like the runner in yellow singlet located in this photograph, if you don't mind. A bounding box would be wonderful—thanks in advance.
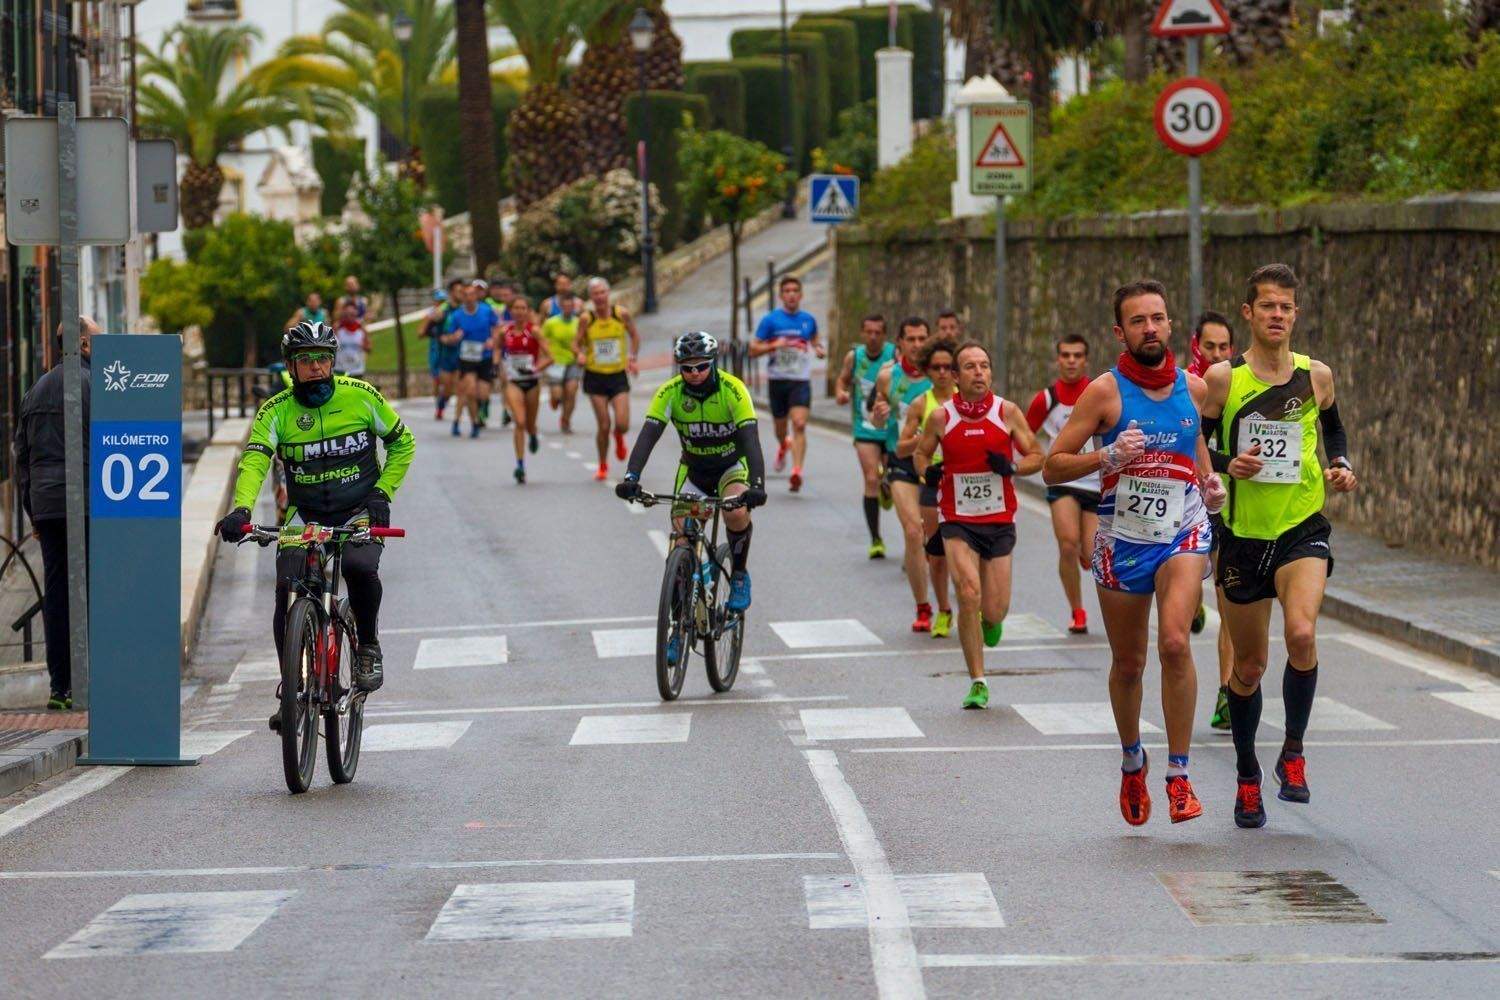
[574,276,640,481]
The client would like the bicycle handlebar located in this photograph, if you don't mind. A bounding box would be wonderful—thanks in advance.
[625,490,747,511]
[232,523,404,546]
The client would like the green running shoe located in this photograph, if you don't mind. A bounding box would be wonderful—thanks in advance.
[1191,603,1207,635]
[1210,685,1231,730]
[878,476,893,511]
[868,539,886,559]
[47,692,68,711]
[962,681,989,710]
[931,610,952,638]
[982,618,1003,648]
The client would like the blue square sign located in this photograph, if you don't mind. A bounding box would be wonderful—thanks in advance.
[91,419,182,518]
[809,174,859,224]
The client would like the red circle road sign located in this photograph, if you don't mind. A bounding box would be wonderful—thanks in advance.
[1154,77,1232,157]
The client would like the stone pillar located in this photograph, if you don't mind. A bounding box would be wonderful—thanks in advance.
[876,48,913,169]
[951,75,1012,219]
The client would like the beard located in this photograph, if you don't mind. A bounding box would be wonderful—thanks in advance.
[1128,339,1166,366]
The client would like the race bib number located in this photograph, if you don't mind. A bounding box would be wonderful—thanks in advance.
[774,343,806,373]
[1113,475,1185,543]
[593,338,623,365]
[1239,418,1302,484]
[953,472,1006,517]
[505,355,534,379]
[458,339,486,362]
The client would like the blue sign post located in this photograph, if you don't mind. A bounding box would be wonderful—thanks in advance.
[79,334,196,767]
[809,174,859,224]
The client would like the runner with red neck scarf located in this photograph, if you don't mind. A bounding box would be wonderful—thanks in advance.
[1026,333,1100,635]
[913,341,1044,710]
[872,317,937,631]
[1043,280,1226,828]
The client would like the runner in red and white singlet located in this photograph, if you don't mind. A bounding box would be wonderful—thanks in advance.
[914,341,1044,710]
[499,297,552,484]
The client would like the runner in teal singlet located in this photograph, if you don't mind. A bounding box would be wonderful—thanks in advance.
[834,314,896,558]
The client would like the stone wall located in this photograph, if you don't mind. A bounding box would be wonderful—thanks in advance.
[833,196,1500,568]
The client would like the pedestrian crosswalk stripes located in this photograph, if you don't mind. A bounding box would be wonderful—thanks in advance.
[413,635,509,670]
[800,707,923,741]
[426,881,635,942]
[362,721,472,752]
[803,873,1004,929]
[1432,690,1500,722]
[1011,702,1162,736]
[591,627,657,658]
[771,619,882,649]
[45,890,296,959]
[570,714,691,745]
[1260,697,1393,732]
[227,654,278,685]
[1157,871,1385,926]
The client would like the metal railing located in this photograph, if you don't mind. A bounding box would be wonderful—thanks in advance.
[203,367,270,439]
[0,532,46,661]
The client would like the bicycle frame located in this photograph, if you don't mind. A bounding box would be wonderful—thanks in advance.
[629,490,745,592]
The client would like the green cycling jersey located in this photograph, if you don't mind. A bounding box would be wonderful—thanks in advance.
[644,371,758,468]
[234,375,416,515]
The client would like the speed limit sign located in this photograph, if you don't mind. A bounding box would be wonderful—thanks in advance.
[1154,76,1232,157]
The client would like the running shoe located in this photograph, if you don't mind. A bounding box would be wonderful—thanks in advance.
[528,433,539,454]
[451,422,461,437]
[1234,773,1267,828]
[789,468,803,493]
[878,474,893,511]
[962,681,989,710]
[982,618,1003,648]
[514,465,526,484]
[727,571,752,612]
[1191,603,1207,634]
[911,604,932,633]
[469,424,481,439]
[435,406,444,421]
[868,539,886,559]
[1120,753,1151,826]
[1166,775,1203,823]
[1274,752,1310,804]
[775,438,789,472]
[1210,685,1231,730]
[614,431,627,461]
[594,462,608,482]
[47,692,68,711]
[1069,608,1088,634]
[931,610,952,638]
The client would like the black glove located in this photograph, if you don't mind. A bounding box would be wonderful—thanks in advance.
[615,478,641,501]
[743,486,768,509]
[986,451,1015,477]
[215,507,251,542]
[365,489,391,528]
[923,461,944,488]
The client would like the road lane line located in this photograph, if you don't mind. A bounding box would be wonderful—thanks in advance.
[239,693,853,722]
[804,749,925,1000]
[0,767,132,840]
[383,614,653,636]
[647,529,670,557]
[853,737,1500,754]
[921,951,1500,968]
[1332,633,1498,692]
[750,634,1295,664]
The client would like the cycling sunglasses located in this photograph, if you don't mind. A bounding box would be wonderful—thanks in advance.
[291,350,335,364]
[679,360,714,374]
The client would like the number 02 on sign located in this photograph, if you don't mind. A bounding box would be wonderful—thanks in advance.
[1154,76,1232,157]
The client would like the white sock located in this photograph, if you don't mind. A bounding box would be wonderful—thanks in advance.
[1121,740,1145,773]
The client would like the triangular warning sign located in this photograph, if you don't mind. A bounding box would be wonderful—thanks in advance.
[813,179,855,219]
[1150,0,1231,37]
[975,121,1025,169]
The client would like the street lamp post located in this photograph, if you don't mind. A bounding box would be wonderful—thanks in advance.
[393,13,414,171]
[629,8,658,314]
[778,0,796,218]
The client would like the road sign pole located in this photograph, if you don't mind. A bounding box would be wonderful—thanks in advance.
[59,100,91,712]
[1185,37,1204,327]
[994,196,1007,395]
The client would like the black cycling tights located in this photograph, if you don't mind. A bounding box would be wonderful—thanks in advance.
[273,541,383,660]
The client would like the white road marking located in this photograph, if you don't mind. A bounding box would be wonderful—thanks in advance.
[565,450,582,459]
[803,749,924,999]
[414,635,509,670]
[750,642,1112,663]
[751,678,776,689]
[45,890,296,958]
[1432,691,1500,723]
[362,721,472,752]
[739,659,765,674]
[228,654,279,684]
[591,627,658,658]
[210,683,241,694]
[804,873,1003,929]
[1157,871,1383,926]
[547,441,562,449]
[771,618,882,649]
[570,714,691,745]
[179,730,251,757]
[384,614,653,636]
[581,461,598,471]
[0,768,131,840]
[0,852,844,881]
[1260,697,1394,732]
[801,707,923,741]
[1332,633,1498,692]
[1011,702,1161,736]
[998,613,1065,641]
[626,500,648,515]
[853,737,1500,754]
[426,880,635,943]
[647,529,670,557]
[921,952,1500,968]
[337,693,848,720]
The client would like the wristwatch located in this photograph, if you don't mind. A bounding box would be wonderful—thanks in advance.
[1329,457,1353,472]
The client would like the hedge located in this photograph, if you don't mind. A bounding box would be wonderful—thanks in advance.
[898,3,944,119]
[790,17,859,116]
[830,6,913,103]
[625,90,710,251]
[731,57,808,174]
[729,29,831,158]
[416,82,523,215]
[684,65,745,136]
[311,132,363,216]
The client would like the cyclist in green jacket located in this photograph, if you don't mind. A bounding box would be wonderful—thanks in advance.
[216,322,416,725]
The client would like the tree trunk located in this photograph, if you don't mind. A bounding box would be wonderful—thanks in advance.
[454,0,502,271]
[1027,52,1055,136]
[728,224,741,345]
[242,316,257,370]
[1122,9,1148,84]
[390,286,409,398]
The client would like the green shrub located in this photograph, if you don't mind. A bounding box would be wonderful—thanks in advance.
[416,82,522,215]
[829,7,913,103]
[863,124,955,235]
[311,132,363,217]
[626,91,711,250]
[684,65,745,135]
[730,30,831,159]
[813,99,878,181]
[729,57,807,172]
[899,3,943,119]
[790,17,859,115]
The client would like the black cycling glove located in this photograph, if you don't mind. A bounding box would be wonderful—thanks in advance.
[986,451,1015,477]
[923,461,944,489]
[743,486,768,509]
[615,476,641,501]
[215,507,251,542]
[365,490,391,528]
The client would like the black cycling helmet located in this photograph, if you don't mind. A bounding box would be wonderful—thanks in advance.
[281,320,337,363]
[674,331,719,362]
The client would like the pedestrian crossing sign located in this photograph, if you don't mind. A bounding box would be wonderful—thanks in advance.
[809,174,859,224]
[968,101,1032,196]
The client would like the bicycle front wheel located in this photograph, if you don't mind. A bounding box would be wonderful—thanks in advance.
[704,543,742,693]
[280,598,321,794]
[324,609,362,784]
[656,546,694,701]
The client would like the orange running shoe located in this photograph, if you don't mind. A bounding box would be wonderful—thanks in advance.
[789,468,803,493]
[911,604,932,633]
[1166,775,1203,823]
[594,462,609,482]
[1119,754,1151,826]
[1069,608,1088,634]
[614,431,627,461]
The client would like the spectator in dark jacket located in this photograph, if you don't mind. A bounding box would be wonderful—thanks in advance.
[14,316,98,709]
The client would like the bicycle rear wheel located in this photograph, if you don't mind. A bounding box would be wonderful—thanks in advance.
[324,610,362,784]
[656,546,694,701]
[280,598,321,794]
[704,543,742,692]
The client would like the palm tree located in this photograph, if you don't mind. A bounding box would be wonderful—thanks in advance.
[137,23,352,229]
[991,0,1088,133]
[455,0,503,270]
[572,2,688,176]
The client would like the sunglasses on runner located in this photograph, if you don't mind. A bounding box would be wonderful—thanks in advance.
[679,360,713,374]
[926,362,954,372]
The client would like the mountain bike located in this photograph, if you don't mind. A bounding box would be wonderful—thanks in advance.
[622,490,747,701]
[234,521,404,793]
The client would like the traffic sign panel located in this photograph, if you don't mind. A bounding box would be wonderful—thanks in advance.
[1154,77,1232,157]
[809,174,859,223]
[1150,0,1232,37]
[968,102,1032,196]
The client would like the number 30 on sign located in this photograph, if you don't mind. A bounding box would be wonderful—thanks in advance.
[1154,76,1232,157]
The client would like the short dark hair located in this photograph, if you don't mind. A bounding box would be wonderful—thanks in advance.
[1244,263,1298,306]
[489,276,515,289]
[898,316,929,337]
[779,275,802,292]
[447,278,464,289]
[1194,310,1233,338]
[1056,332,1088,354]
[937,309,959,322]
[1112,280,1168,327]
[955,339,990,364]
[861,313,886,329]
[919,336,958,370]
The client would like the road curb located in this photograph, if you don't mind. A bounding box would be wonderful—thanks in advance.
[0,730,86,799]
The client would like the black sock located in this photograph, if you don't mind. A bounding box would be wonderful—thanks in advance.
[1281,660,1318,755]
[726,523,752,574]
[863,496,880,541]
[1226,684,1263,778]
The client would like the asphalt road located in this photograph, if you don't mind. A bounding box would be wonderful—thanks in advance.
[3,386,1500,999]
